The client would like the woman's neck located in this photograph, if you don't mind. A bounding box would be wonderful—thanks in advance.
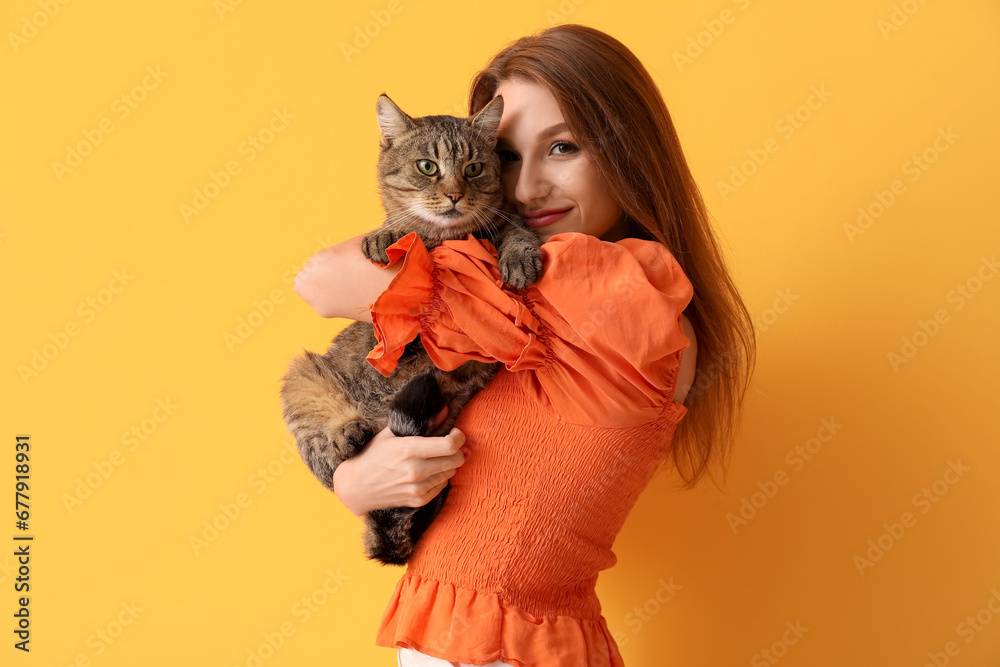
[599,215,630,243]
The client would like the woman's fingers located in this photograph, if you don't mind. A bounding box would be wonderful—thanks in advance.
[410,428,466,477]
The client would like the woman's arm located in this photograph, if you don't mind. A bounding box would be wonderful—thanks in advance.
[293,232,403,322]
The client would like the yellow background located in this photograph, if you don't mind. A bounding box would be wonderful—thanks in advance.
[3,0,999,665]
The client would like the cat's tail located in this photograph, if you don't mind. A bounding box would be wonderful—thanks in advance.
[387,372,445,438]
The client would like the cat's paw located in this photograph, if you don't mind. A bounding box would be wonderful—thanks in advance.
[340,420,377,459]
[362,228,407,265]
[499,246,543,289]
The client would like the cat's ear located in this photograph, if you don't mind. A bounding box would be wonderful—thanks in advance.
[468,95,504,145]
[376,94,415,148]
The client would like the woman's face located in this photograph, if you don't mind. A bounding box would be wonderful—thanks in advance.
[492,78,626,244]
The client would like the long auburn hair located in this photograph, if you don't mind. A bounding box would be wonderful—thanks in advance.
[468,24,756,490]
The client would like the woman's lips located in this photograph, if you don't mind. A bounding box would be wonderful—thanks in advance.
[524,207,572,227]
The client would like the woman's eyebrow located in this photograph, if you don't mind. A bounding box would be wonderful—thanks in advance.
[537,122,569,140]
[496,122,570,149]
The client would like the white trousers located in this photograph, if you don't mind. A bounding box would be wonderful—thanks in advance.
[397,646,516,666]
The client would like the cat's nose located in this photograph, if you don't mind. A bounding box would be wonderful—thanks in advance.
[445,192,463,204]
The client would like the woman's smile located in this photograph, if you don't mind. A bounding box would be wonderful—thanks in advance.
[523,206,573,227]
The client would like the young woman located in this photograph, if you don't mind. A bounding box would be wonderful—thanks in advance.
[294,24,755,667]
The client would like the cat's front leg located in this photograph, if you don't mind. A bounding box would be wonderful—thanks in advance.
[494,223,543,289]
[361,226,409,265]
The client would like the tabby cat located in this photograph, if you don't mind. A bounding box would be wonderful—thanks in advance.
[279,93,543,566]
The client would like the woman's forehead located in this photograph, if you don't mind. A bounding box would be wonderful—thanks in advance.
[494,79,566,137]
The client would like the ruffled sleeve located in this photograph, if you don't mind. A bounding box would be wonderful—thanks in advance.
[365,231,693,427]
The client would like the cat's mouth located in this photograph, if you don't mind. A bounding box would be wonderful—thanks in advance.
[425,206,475,228]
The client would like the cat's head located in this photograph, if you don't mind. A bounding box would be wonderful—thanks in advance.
[375,93,506,241]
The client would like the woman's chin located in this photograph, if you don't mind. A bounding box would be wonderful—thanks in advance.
[536,227,566,243]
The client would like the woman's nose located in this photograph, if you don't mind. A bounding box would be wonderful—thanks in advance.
[513,159,550,205]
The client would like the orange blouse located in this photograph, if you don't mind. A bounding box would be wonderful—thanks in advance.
[364,231,694,667]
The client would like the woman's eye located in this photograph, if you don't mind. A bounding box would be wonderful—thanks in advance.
[496,143,575,164]
[551,141,578,155]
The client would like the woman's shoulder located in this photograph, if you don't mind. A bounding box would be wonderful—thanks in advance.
[675,313,697,405]
[542,231,687,276]
[532,231,692,304]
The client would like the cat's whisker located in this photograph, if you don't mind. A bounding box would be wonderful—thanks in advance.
[481,211,500,238]
[472,208,499,239]
[469,208,486,235]
[481,204,521,226]
[346,207,393,228]
[380,204,427,231]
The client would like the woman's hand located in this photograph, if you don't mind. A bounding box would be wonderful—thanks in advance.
[332,404,468,517]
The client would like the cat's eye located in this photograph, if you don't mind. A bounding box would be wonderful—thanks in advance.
[464,162,483,178]
[416,159,438,176]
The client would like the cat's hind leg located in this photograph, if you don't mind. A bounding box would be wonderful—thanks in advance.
[280,351,377,491]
